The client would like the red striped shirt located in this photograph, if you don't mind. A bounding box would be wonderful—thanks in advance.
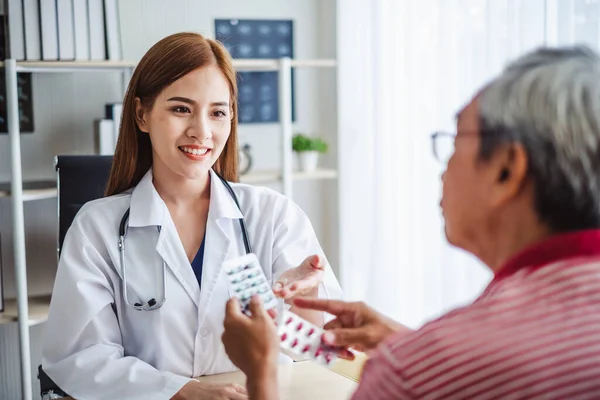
[352,229,600,399]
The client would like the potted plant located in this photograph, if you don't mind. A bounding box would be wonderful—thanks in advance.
[292,133,329,172]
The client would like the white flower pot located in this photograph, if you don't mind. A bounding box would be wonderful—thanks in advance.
[298,151,319,173]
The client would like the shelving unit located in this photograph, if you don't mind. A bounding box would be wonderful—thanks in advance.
[4,57,337,399]
[0,295,51,326]
[0,169,338,200]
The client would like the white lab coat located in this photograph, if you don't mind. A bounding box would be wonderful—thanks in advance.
[42,169,342,400]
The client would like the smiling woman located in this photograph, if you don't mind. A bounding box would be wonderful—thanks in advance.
[41,32,342,400]
[135,65,233,184]
[107,32,240,195]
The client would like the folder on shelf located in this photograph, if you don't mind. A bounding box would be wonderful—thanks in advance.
[23,0,41,60]
[95,119,116,155]
[88,0,106,60]
[6,0,25,60]
[73,0,90,60]
[57,0,76,60]
[105,102,122,146]
[39,0,59,60]
[103,0,122,61]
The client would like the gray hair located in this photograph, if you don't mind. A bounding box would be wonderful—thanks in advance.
[479,46,600,232]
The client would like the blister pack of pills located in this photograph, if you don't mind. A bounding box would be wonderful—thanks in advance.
[223,254,339,367]
[223,253,279,313]
[276,310,339,366]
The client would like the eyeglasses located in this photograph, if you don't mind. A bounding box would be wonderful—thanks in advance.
[430,131,456,164]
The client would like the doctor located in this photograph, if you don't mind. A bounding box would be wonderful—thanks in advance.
[42,32,342,400]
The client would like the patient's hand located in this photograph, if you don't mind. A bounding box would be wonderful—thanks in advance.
[293,298,412,359]
[222,296,279,380]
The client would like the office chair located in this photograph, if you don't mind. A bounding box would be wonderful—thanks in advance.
[55,155,114,254]
[39,155,114,400]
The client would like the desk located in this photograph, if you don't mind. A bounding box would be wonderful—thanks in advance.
[196,361,358,400]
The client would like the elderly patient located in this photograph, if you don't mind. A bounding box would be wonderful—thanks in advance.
[221,45,600,399]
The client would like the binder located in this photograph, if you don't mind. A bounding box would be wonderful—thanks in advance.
[88,0,106,60]
[103,0,122,61]
[57,0,75,60]
[105,102,122,146]
[7,0,25,60]
[95,119,116,155]
[73,0,90,60]
[39,0,59,60]
[23,0,41,60]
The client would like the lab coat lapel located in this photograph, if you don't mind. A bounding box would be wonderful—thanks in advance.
[130,169,201,308]
[196,170,244,326]
[155,217,202,308]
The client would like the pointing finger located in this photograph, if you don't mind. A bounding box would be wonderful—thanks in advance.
[293,297,350,316]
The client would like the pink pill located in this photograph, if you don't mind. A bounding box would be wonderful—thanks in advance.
[291,339,298,348]
[296,322,303,331]
[325,353,333,363]
[286,317,293,325]
[315,348,323,357]
[302,345,311,353]
[280,333,287,342]
[307,328,315,337]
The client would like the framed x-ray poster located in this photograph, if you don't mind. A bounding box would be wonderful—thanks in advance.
[215,19,296,124]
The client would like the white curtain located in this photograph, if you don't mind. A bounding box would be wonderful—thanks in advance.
[337,0,599,329]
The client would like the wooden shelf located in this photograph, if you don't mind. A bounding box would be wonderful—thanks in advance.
[240,170,280,184]
[0,169,338,200]
[233,58,337,70]
[293,169,338,181]
[16,60,136,68]
[240,168,338,184]
[0,295,51,326]
[0,180,57,202]
[0,59,336,73]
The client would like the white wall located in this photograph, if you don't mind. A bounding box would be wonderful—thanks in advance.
[0,0,339,300]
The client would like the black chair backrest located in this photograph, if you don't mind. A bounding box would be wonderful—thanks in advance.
[42,155,113,397]
[55,155,113,253]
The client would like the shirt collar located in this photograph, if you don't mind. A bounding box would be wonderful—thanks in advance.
[128,168,165,227]
[494,228,600,281]
[128,168,243,228]
[207,169,244,220]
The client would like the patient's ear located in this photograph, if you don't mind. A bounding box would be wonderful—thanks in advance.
[135,98,149,133]
[492,142,529,206]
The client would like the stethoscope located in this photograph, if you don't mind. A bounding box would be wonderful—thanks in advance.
[119,173,252,311]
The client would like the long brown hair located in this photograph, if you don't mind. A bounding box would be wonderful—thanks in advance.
[105,32,239,196]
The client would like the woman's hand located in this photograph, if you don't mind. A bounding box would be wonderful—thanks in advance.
[171,381,248,400]
[293,298,412,359]
[272,255,325,300]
